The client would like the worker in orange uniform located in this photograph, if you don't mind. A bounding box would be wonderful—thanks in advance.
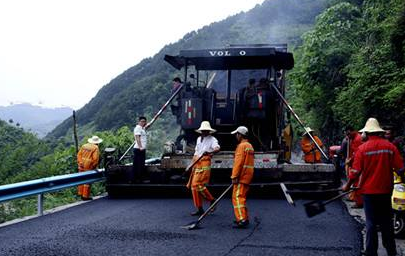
[343,126,363,208]
[77,135,102,200]
[300,127,323,163]
[230,126,254,228]
[186,121,220,216]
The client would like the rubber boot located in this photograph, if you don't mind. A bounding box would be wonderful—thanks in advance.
[190,207,204,216]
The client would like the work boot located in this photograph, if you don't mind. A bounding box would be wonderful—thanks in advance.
[240,219,249,226]
[232,219,249,229]
[190,208,204,216]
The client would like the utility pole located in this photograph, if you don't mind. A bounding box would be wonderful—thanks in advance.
[73,110,79,155]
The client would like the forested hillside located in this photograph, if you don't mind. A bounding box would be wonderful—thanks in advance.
[0,119,50,184]
[48,0,329,142]
[291,0,405,141]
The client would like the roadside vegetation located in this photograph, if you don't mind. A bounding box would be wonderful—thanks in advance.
[290,0,405,141]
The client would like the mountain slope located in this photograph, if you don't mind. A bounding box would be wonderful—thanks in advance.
[0,103,73,138]
[48,0,329,140]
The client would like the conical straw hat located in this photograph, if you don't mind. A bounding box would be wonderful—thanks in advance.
[88,135,103,144]
[196,121,216,134]
[359,118,385,133]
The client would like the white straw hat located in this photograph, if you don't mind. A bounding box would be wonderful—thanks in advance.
[231,126,248,135]
[302,127,314,136]
[359,118,385,133]
[196,121,216,134]
[88,135,103,144]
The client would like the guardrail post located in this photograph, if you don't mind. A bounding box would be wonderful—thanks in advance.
[37,194,44,216]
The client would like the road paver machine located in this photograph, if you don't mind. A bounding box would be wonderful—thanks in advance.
[105,44,338,196]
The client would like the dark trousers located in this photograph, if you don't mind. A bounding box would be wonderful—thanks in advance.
[363,194,396,256]
[131,148,146,182]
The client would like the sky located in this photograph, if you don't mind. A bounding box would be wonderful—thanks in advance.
[0,0,265,110]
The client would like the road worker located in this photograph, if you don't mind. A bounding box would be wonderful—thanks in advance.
[132,116,148,183]
[171,77,183,94]
[385,126,405,162]
[343,118,404,256]
[244,78,257,101]
[186,121,220,216]
[343,126,363,208]
[300,127,323,163]
[230,126,254,228]
[77,135,102,200]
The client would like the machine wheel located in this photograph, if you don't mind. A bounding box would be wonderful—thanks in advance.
[393,212,405,237]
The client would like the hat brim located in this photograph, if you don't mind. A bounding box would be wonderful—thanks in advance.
[231,130,248,135]
[196,129,216,134]
[88,138,103,144]
[359,127,385,133]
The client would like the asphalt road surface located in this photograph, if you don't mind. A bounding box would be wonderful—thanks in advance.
[0,197,363,256]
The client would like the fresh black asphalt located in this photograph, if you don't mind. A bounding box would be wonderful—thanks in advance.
[0,197,363,256]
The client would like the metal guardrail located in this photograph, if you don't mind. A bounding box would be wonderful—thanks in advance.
[0,169,105,216]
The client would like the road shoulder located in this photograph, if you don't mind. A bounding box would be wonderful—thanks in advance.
[344,197,405,256]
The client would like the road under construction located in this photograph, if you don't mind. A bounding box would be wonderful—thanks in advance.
[0,197,363,256]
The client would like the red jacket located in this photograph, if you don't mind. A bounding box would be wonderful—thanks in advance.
[349,133,363,159]
[350,135,404,194]
[346,132,363,172]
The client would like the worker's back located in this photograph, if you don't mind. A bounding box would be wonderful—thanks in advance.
[77,143,99,171]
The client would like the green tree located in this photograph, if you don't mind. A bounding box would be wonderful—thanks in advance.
[290,2,362,138]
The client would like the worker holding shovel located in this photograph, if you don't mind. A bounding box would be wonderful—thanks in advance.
[342,118,404,256]
[186,121,220,216]
[301,127,323,163]
[230,126,254,228]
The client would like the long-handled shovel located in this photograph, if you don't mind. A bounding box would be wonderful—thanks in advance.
[175,154,206,184]
[182,154,205,176]
[181,184,233,230]
[180,152,214,183]
[271,71,328,161]
[280,183,295,207]
[304,188,356,218]
[118,83,185,162]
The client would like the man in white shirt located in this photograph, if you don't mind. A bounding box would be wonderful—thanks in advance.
[132,116,147,182]
[186,121,220,216]
[172,77,182,94]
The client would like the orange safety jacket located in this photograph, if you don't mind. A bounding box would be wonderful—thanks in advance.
[301,135,323,163]
[77,143,100,171]
[231,139,254,184]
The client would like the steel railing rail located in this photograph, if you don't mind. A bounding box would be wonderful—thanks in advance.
[0,169,105,216]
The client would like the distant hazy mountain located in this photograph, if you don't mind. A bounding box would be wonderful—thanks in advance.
[0,103,73,138]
